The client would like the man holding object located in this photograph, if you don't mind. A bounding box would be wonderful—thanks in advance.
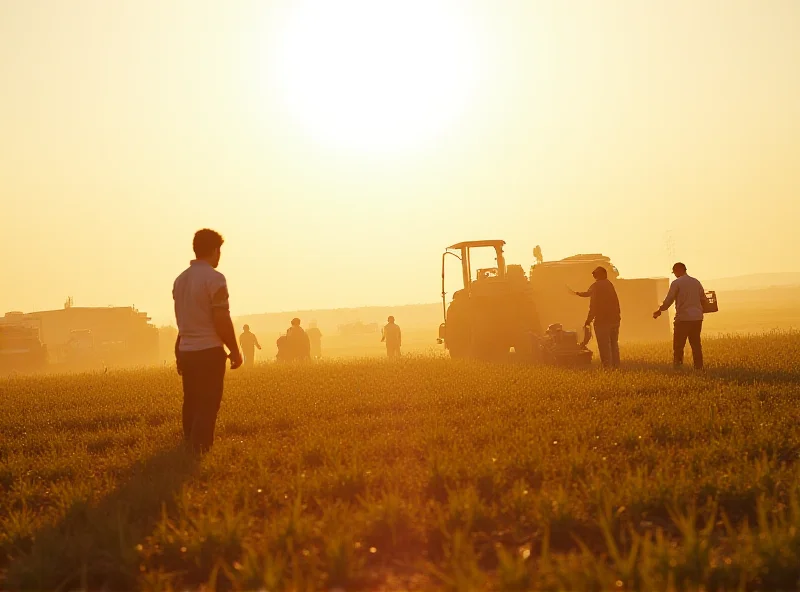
[573,266,621,369]
[173,229,242,453]
[653,262,708,370]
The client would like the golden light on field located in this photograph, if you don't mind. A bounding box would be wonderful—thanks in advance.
[1,1,799,319]
[270,0,480,153]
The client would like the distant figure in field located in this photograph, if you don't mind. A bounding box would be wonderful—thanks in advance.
[307,321,323,359]
[654,262,709,370]
[381,316,402,358]
[286,318,311,361]
[239,324,261,367]
[173,229,242,453]
[275,333,289,362]
[572,266,621,369]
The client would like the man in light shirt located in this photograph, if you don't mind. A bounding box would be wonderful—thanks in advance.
[239,324,261,367]
[173,229,242,453]
[653,262,709,370]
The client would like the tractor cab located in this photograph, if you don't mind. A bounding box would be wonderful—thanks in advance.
[438,240,540,360]
[442,239,508,291]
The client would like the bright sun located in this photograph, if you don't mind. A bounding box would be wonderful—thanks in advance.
[273,0,480,153]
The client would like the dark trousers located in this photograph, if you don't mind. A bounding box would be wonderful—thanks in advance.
[594,323,620,368]
[673,320,703,369]
[242,347,255,367]
[179,347,227,452]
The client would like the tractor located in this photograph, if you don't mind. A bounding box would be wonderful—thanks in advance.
[437,240,543,361]
[437,240,597,364]
[437,239,671,364]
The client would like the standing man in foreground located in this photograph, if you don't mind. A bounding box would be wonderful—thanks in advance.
[653,262,708,370]
[173,229,242,453]
[572,266,621,369]
[381,316,402,358]
[239,324,261,367]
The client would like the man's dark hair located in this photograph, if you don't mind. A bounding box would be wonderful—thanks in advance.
[193,229,224,258]
[592,266,608,279]
[673,262,687,272]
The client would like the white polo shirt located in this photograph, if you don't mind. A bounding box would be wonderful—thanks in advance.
[661,274,706,322]
[173,260,230,352]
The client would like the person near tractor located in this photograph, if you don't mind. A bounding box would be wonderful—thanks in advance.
[653,262,709,370]
[381,316,402,358]
[572,266,621,369]
[173,229,242,454]
[239,324,261,367]
[307,321,323,359]
[275,333,288,362]
[286,318,311,361]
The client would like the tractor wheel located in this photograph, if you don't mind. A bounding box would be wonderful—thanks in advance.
[471,323,509,362]
[447,333,472,359]
[444,297,472,359]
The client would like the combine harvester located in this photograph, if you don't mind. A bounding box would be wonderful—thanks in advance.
[0,298,159,373]
[0,324,48,375]
[437,240,669,364]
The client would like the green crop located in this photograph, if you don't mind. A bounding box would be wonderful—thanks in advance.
[1,331,799,590]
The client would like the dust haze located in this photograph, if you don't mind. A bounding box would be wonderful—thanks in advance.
[1,0,799,367]
[5,3,800,589]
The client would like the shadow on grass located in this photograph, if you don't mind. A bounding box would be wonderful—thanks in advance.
[4,443,198,591]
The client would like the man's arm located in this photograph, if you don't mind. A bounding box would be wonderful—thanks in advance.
[172,284,182,374]
[698,282,710,306]
[584,293,596,327]
[653,281,678,318]
[255,335,261,350]
[573,282,594,298]
[658,282,678,312]
[213,309,242,368]
[210,281,242,369]
[174,334,182,375]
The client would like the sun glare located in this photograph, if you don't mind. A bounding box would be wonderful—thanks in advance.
[272,0,480,153]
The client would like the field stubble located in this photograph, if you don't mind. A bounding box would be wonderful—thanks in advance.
[1,332,800,590]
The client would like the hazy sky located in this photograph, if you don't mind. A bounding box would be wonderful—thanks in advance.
[2,0,798,324]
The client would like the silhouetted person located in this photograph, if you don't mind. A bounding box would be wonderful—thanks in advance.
[286,317,311,361]
[275,333,287,361]
[573,266,621,368]
[239,324,261,367]
[381,316,401,358]
[654,262,709,370]
[173,229,242,453]
[307,321,323,359]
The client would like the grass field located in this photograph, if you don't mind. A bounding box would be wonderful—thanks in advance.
[2,332,800,590]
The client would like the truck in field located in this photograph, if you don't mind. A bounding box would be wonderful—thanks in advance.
[0,301,159,372]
